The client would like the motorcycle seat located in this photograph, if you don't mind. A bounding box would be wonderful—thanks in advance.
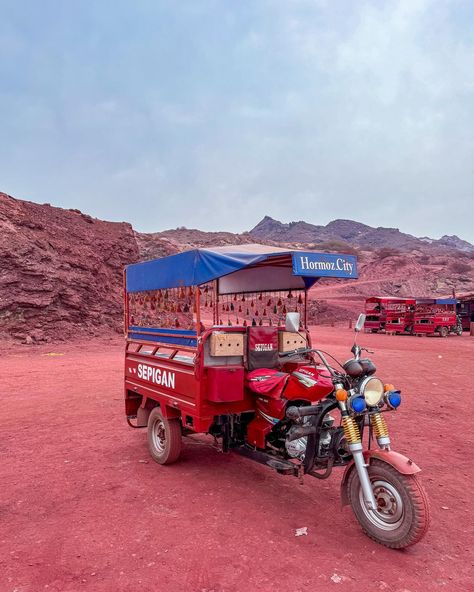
[246,368,288,399]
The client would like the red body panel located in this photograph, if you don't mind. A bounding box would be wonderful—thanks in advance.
[125,328,255,433]
[283,366,334,402]
[125,326,318,437]
[206,366,244,403]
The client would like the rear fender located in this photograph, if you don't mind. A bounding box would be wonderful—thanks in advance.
[160,404,181,420]
[340,449,421,507]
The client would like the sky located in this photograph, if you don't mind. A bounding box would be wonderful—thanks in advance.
[0,0,473,242]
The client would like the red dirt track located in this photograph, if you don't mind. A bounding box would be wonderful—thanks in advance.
[1,328,474,592]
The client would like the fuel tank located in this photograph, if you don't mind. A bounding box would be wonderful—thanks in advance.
[283,365,334,402]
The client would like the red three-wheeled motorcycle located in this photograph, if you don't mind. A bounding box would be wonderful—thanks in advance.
[124,245,430,548]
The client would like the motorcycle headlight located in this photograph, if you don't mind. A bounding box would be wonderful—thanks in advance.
[360,377,384,406]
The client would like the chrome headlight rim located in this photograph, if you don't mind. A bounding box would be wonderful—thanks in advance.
[360,376,384,407]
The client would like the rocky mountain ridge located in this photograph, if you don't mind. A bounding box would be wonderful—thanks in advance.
[249,216,474,253]
[1,191,473,342]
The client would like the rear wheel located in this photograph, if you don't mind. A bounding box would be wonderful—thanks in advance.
[347,459,430,548]
[147,407,182,465]
[438,326,449,338]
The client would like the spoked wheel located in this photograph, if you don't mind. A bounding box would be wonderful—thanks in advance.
[347,459,430,548]
[438,326,449,338]
[147,407,182,465]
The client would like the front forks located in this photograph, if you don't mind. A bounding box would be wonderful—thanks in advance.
[340,403,394,511]
[340,403,378,511]
[370,411,391,450]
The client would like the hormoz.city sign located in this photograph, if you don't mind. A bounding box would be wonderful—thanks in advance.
[292,252,358,279]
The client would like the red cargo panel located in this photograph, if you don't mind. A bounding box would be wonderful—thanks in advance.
[206,366,244,403]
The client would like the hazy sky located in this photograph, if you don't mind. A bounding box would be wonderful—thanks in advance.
[1,0,473,241]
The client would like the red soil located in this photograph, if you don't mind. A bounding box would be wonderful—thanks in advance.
[1,328,473,592]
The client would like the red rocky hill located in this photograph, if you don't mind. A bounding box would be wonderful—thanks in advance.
[0,192,139,342]
[1,192,473,342]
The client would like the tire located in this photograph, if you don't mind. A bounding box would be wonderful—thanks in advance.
[347,459,430,549]
[147,407,182,465]
[438,326,448,338]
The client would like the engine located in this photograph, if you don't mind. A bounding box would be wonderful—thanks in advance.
[285,415,335,460]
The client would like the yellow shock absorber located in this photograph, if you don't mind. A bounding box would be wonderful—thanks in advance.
[371,412,389,439]
[342,415,361,445]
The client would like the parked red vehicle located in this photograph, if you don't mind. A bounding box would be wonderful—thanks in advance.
[124,245,430,548]
[457,294,474,331]
[412,298,462,337]
[365,297,415,333]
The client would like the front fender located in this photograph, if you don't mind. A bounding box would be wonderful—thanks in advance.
[340,449,421,507]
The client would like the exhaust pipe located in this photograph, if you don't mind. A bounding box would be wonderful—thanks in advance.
[287,424,318,441]
[286,405,320,420]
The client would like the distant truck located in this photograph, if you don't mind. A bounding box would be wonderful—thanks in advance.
[412,298,461,337]
[457,294,474,331]
[364,297,415,334]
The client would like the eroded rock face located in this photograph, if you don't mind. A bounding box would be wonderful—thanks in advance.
[0,192,139,342]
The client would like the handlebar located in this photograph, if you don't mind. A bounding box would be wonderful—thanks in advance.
[280,347,337,378]
[280,347,313,357]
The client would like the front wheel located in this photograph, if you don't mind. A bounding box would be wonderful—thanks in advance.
[347,459,430,548]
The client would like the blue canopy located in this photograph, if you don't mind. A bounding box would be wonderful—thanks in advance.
[126,244,358,293]
[416,298,458,305]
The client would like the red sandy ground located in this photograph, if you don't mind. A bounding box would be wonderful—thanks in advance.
[1,328,473,592]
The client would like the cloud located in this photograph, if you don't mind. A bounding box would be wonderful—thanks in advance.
[0,0,473,241]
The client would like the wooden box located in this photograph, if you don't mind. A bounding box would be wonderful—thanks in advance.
[209,332,244,357]
[278,331,307,353]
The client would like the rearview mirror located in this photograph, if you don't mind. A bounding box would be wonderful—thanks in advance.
[285,312,300,333]
[355,313,366,333]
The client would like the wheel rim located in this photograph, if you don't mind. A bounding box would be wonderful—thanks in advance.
[359,479,404,531]
[152,419,166,453]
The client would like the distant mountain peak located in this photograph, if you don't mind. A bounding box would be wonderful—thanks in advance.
[250,215,474,253]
